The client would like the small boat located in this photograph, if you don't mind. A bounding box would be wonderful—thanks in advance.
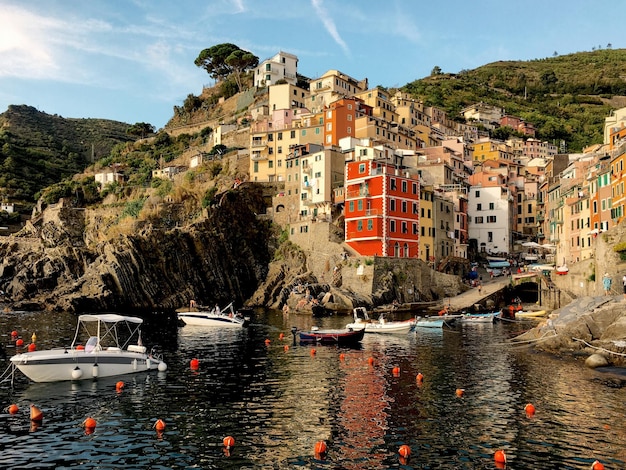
[297,327,365,346]
[516,310,548,319]
[458,312,496,324]
[414,317,445,329]
[177,301,250,327]
[10,314,167,383]
[345,307,414,334]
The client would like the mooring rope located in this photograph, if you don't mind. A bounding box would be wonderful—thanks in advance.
[572,337,626,357]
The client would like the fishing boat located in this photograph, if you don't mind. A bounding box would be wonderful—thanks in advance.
[177,301,250,327]
[458,312,496,324]
[414,317,445,329]
[345,307,414,334]
[10,314,167,383]
[297,326,365,346]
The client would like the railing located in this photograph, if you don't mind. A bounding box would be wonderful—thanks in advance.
[251,140,267,148]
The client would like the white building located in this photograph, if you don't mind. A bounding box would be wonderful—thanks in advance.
[94,171,124,188]
[253,51,298,88]
[468,185,514,255]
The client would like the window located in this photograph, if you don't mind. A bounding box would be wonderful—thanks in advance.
[290,130,296,139]
[268,160,273,168]
[390,199,396,211]
[402,181,407,192]
[489,202,495,210]
[477,203,482,211]
[390,220,396,232]
[488,231,493,242]
[357,200,363,211]
[278,146,282,154]
[359,163,366,173]
[349,201,354,212]
[475,190,480,197]
[390,179,397,190]
[367,219,373,230]
[357,220,363,231]
[413,223,418,234]
[277,132,283,140]
[402,221,408,233]
[402,201,407,213]
[474,216,484,223]
[487,216,497,223]
[413,203,418,214]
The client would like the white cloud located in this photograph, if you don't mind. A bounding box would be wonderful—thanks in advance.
[310,0,350,56]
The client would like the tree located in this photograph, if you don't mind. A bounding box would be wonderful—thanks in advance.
[431,66,442,76]
[225,49,259,92]
[127,122,155,139]
[194,43,259,90]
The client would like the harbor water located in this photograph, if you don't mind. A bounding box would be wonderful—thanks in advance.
[0,309,625,469]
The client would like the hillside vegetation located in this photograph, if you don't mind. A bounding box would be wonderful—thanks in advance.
[0,105,135,207]
[403,49,626,151]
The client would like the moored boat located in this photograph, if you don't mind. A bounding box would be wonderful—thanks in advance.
[516,309,548,319]
[297,327,365,346]
[345,307,414,334]
[414,317,445,329]
[10,314,167,383]
[177,301,250,327]
[458,312,496,324]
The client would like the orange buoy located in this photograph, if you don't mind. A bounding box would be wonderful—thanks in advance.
[398,444,411,458]
[264,338,271,345]
[16,338,24,347]
[154,419,166,431]
[524,403,536,417]
[116,381,125,392]
[28,343,36,352]
[8,404,19,414]
[223,435,235,449]
[83,417,97,429]
[76,344,85,350]
[310,348,316,356]
[494,449,507,464]
[416,372,424,383]
[591,460,605,470]
[314,440,327,456]
[190,358,200,370]
[11,330,18,337]
[367,357,374,365]
[279,333,284,340]
[455,388,465,397]
[392,366,400,376]
[283,345,289,352]
[30,404,43,422]
[339,353,345,361]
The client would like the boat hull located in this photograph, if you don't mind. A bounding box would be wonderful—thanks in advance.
[516,310,547,319]
[345,320,413,334]
[298,328,365,346]
[10,349,164,383]
[414,319,445,329]
[177,311,248,327]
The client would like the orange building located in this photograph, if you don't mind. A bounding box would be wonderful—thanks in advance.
[344,159,420,257]
[323,97,372,146]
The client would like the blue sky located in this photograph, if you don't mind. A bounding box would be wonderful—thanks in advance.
[1,0,624,130]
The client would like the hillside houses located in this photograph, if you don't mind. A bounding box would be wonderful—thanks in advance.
[179,51,626,272]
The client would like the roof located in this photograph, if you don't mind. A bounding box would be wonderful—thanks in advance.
[78,314,143,324]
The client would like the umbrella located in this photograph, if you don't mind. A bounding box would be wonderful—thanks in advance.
[522,241,541,248]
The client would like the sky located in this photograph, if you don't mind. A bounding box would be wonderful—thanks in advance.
[1,0,624,130]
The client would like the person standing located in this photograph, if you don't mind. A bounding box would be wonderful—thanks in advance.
[602,273,612,296]
[623,274,626,300]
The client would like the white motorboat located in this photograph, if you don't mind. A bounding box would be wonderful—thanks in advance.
[177,301,250,327]
[345,307,414,334]
[10,313,167,383]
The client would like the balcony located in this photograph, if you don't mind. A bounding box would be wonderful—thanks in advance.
[537,232,545,239]
[302,164,312,174]
[251,139,268,148]
[345,188,370,200]
[251,152,267,161]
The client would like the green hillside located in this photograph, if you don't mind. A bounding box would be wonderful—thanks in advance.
[0,105,135,206]
[402,49,626,151]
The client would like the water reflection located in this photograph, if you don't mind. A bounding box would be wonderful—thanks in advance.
[0,309,625,468]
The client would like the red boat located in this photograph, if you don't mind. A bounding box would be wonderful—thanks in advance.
[297,327,365,346]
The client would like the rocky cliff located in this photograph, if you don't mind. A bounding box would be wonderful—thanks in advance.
[0,186,274,313]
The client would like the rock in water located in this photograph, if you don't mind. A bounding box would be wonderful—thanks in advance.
[585,353,609,369]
